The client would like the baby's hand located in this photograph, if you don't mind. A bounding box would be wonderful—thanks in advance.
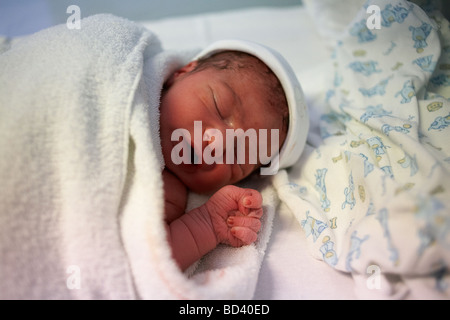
[205,185,263,247]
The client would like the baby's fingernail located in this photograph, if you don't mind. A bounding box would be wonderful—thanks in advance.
[244,197,252,206]
[227,217,234,226]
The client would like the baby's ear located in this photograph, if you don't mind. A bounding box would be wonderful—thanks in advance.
[165,61,198,88]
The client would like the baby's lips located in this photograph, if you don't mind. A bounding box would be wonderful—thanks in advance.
[199,129,223,170]
[193,132,221,171]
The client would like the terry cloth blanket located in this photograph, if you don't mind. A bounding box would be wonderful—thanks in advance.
[274,0,450,299]
[0,14,276,299]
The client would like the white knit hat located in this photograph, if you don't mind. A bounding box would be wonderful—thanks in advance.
[194,39,309,173]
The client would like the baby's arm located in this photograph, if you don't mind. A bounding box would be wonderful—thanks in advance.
[166,185,263,271]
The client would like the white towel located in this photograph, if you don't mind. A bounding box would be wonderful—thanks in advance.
[0,14,276,299]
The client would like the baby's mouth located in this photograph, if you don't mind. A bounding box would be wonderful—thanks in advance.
[170,129,216,172]
[190,145,199,164]
[176,132,200,165]
[190,140,217,172]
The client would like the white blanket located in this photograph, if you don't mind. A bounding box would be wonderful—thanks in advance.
[0,14,276,299]
[274,0,450,299]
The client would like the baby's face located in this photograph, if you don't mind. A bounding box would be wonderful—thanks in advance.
[160,61,286,194]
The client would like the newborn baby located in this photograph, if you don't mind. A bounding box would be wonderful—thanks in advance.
[159,40,308,270]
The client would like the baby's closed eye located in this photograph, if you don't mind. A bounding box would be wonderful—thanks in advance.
[209,87,224,120]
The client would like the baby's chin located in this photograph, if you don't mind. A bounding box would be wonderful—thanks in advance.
[183,174,228,195]
[186,183,222,195]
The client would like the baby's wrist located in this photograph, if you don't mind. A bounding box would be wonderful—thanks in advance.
[180,206,219,254]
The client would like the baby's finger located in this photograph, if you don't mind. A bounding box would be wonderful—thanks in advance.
[238,191,262,214]
[227,216,261,232]
[246,207,263,219]
[231,227,257,245]
[241,190,262,208]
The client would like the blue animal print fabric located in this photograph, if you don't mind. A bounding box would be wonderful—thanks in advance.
[275,0,450,299]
